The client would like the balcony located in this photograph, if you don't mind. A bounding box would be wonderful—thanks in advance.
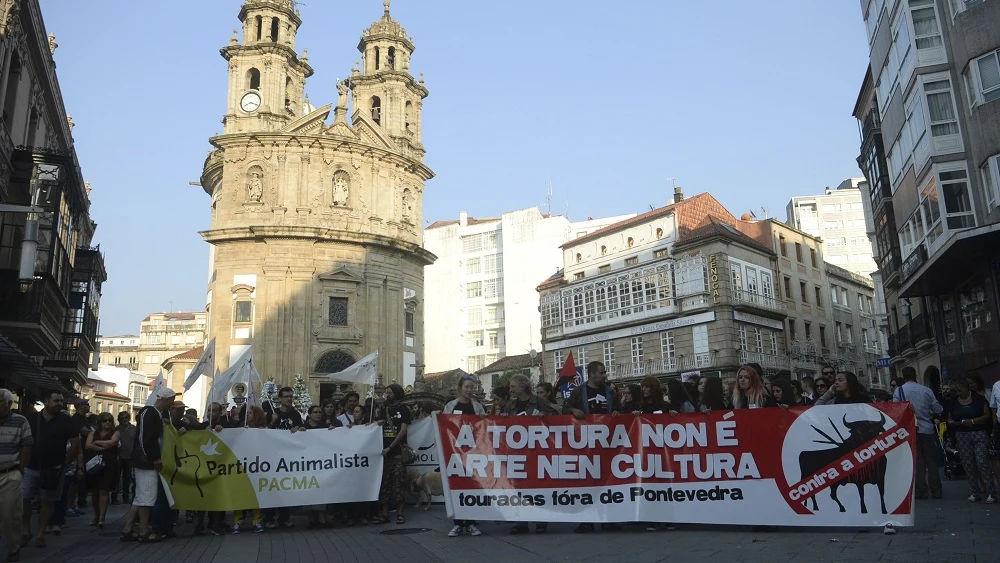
[864,342,881,354]
[881,248,903,289]
[739,350,791,374]
[0,272,67,357]
[731,290,786,315]
[44,334,93,388]
[607,358,677,381]
[910,313,935,350]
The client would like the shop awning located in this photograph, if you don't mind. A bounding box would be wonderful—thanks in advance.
[0,333,73,397]
[900,224,1000,298]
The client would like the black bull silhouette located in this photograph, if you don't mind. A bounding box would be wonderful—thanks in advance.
[797,412,888,514]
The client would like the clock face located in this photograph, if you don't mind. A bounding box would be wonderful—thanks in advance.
[240,92,261,112]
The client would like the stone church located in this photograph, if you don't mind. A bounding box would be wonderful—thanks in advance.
[199,0,434,401]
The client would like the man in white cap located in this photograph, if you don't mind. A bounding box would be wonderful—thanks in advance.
[119,388,175,542]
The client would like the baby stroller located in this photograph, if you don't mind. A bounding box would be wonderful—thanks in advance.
[940,428,966,480]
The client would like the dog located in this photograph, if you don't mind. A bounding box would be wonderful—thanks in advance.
[410,470,444,510]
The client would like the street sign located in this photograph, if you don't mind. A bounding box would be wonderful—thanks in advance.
[875,358,891,369]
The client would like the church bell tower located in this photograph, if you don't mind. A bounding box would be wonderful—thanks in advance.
[222,0,313,134]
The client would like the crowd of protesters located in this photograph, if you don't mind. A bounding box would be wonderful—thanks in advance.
[0,359,995,555]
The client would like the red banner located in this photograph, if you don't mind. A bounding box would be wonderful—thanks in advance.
[434,403,916,527]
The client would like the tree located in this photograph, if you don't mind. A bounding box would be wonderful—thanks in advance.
[291,374,312,415]
[492,369,524,395]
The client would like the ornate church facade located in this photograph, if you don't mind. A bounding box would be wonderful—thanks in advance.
[199,0,434,400]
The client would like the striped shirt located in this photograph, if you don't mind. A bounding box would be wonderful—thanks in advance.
[0,413,33,470]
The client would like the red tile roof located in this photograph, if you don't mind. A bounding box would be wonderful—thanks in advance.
[675,217,776,255]
[561,193,722,249]
[477,353,540,375]
[93,391,129,400]
[165,346,204,363]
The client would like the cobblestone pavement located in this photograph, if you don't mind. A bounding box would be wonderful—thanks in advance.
[6,478,993,563]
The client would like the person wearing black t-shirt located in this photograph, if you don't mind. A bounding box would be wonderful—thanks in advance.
[444,376,485,537]
[264,387,302,529]
[377,384,412,525]
[562,361,621,534]
[947,378,996,502]
[23,392,81,548]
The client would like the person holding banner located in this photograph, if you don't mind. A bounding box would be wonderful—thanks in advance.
[233,406,268,534]
[635,376,666,414]
[731,364,776,410]
[377,384,411,525]
[698,376,727,412]
[815,372,871,406]
[444,375,486,538]
[505,374,556,535]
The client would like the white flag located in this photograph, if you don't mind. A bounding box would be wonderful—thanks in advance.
[324,350,378,385]
[183,338,216,391]
[146,370,166,406]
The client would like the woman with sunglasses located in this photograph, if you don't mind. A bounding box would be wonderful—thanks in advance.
[85,412,121,529]
[444,375,486,537]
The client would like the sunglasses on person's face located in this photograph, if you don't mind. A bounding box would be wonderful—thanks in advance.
[816,383,828,389]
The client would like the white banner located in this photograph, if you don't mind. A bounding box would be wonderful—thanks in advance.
[406,417,444,504]
[161,424,384,510]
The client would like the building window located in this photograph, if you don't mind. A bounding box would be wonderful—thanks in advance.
[627,237,634,248]
[170,335,180,345]
[799,281,808,303]
[466,257,481,274]
[783,276,792,299]
[820,325,827,347]
[468,330,484,347]
[466,281,483,298]
[738,326,747,351]
[600,245,607,256]
[625,256,638,267]
[468,355,485,372]
[598,264,611,274]
[982,155,1000,210]
[405,311,414,333]
[654,249,669,259]
[841,287,850,306]
[804,322,812,340]
[809,248,817,268]
[483,254,502,274]
[655,228,663,239]
[660,331,675,361]
[940,169,976,229]
[247,68,261,90]
[603,341,615,367]
[234,301,253,323]
[846,324,854,344]
[467,306,482,327]
[186,335,196,344]
[692,325,710,368]
[575,253,582,264]
[836,322,843,343]
[795,243,802,262]
[814,286,823,307]
[577,346,587,366]
[967,49,1000,106]
[574,272,585,280]
[788,318,796,341]
[779,235,787,257]
[769,331,778,355]
[911,0,943,49]
[630,337,643,363]
[925,80,960,137]
[553,350,563,371]
[959,282,989,334]
[370,96,382,124]
[488,331,500,348]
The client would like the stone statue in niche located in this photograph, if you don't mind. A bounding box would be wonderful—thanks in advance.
[401,188,412,221]
[246,166,264,202]
[332,171,350,206]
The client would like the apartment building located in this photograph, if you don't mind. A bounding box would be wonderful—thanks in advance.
[853,0,999,386]
[137,312,206,376]
[423,207,631,374]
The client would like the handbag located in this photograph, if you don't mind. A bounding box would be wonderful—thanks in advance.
[85,454,105,476]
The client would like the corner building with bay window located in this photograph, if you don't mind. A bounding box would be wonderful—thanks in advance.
[538,191,789,386]
[854,0,1000,386]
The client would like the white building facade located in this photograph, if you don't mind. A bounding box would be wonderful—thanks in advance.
[786,178,878,278]
[423,207,632,373]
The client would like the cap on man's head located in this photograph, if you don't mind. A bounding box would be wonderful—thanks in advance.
[156,388,177,400]
[73,398,90,406]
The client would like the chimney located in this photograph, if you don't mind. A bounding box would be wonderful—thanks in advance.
[674,186,684,202]
[825,187,832,195]
[459,211,468,226]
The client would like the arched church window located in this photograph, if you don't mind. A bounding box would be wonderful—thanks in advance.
[248,68,261,90]
[404,101,413,132]
[315,349,357,374]
[374,47,380,70]
[285,76,293,110]
[270,17,280,42]
[255,16,263,41]
[370,96,381,125]
[387,47,396,70]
